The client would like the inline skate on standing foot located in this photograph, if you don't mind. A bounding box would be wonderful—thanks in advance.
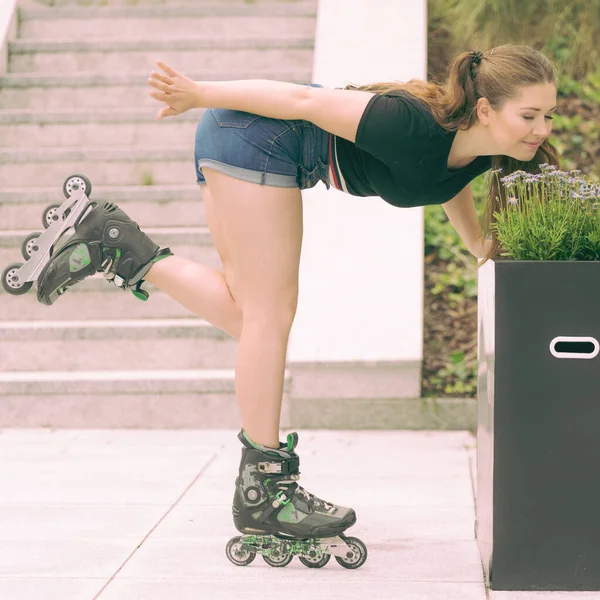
[225,430,368,569]
[1,174,173,305]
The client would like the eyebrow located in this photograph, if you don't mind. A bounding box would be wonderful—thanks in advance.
[522,106,557,111]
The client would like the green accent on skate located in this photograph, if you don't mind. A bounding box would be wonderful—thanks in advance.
[238,534,325,559]
[68,243,91,272]
[277,501,307,524]
[274,490,292,507]
[241,430,282,456]
[286,433,296,452]
[132,289,149,301]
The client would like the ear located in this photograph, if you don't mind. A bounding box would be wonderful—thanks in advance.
[476,97,493,124]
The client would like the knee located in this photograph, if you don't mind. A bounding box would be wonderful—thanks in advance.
[242,285,299,332]
[223,267,241,307]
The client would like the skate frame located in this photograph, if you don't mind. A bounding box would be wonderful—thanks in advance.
[15,188,93,286]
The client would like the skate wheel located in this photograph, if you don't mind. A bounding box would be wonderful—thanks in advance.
[334,536,368,569]
[63,174,92,199]
[42,204,62,229]
[262,552,293,567]
[225,536,256,567]
[299,553,331,568]
[2,263,33,295]
[21,232,42,260]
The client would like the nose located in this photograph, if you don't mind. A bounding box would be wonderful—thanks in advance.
[532,118,552,139]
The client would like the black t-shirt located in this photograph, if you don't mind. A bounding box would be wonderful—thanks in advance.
[334,90,492,207]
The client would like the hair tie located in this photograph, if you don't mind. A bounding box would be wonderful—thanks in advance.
[471,50,484,66]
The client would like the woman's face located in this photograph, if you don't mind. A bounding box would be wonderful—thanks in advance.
[484,82,557,160]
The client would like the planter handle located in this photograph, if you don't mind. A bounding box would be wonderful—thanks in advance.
[549,336,599,360]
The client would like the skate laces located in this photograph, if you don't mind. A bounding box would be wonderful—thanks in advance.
[278,477,335,514]
[297,486,335,513]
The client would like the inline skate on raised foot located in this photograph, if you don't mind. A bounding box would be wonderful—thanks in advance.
[225,430,368,569]
[1,174,173,305]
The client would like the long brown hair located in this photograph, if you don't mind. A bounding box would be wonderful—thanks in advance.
[345,44,561,265]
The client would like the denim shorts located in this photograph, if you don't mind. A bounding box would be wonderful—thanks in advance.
[194,83,331,190]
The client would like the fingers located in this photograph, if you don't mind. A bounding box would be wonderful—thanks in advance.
[150,71,172,86]
[149,89,168,102]
[156,60,181,78]
[157,106,180,120]
[148,76,171,94]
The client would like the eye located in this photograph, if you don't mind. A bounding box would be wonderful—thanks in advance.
[523,116,554,121]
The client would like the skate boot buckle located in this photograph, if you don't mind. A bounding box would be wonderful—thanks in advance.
[257,455,299,475]
[258,462,282,474]
[272,491,292,509]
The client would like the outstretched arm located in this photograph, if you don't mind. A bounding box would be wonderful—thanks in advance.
[148,61,374,142]
[442,183,490,258]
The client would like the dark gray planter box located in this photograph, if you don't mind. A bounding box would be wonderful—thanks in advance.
[476,259,600,591]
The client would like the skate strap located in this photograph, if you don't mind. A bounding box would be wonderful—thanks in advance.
[257,482,299,523]
[257,455,300,475]
[129,248,173,301]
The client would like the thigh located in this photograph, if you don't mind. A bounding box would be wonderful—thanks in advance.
[200,183,240,302]
[201,167,303,315]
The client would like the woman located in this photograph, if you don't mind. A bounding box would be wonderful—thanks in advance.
[35,44,560,562]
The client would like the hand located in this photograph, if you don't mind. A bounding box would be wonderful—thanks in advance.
[469,235,493,259]
[148,61,201,120]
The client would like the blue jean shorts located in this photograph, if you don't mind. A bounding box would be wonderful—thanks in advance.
[194,83,331,190]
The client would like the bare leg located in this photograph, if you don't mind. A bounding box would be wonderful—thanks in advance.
[144,184,243,339]
[200,168,303,449]
[145,255,242,339]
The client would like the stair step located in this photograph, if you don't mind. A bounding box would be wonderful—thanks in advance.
[0,70,313,110]
[0,184,207,229]
[0,318,238,370]
[10,36,314,53]
[9,43,312,74]
[1,118,196,148]
[19,5,317,41]
[0,107,200,123]
[0,368,294,429]
[1,289,196,320]
[21,2,317,16]
[0,367,239,393]
[0,226,221,271]
[0,146,201,187]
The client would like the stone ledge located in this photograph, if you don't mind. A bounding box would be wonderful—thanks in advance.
[289,396,476,431]
[289,360,421,399]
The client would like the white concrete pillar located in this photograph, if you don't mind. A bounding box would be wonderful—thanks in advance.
[288,0,427,375]
[0,0,18,75]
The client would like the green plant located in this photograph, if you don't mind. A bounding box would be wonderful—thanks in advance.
[491,165,600,260]
[141,172,154,186]
[429,0,600,80]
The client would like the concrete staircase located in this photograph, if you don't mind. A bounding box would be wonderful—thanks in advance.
[0,0,316,427]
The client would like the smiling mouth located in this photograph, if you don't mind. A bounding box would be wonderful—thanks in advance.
[523,141,541,148]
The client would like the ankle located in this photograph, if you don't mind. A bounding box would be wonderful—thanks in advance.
[241,429,280,451]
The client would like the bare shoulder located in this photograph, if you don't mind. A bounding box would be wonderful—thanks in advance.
[298,86,375,143]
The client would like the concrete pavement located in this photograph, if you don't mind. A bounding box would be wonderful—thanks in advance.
[0,428,597,600]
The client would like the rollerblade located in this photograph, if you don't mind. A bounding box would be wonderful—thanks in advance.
[1,174,173,305]
[225,430,368,569]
